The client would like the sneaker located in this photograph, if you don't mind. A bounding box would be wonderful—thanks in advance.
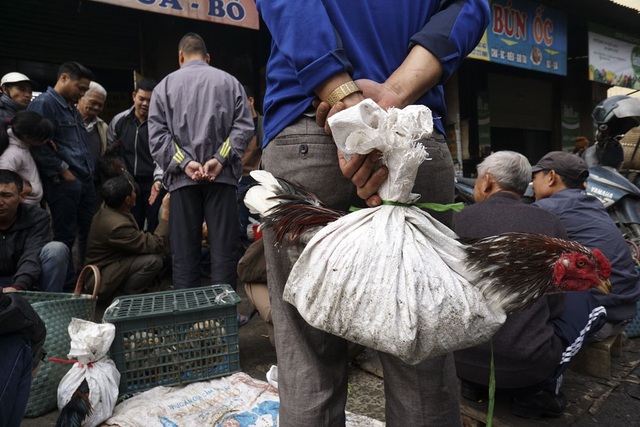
[460,380,488,402]
[511,390,566,419]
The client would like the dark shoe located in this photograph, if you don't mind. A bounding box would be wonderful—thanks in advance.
[460,380,488,402]
[511,390,566,419]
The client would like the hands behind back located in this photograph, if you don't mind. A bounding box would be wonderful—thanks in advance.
[315,79,403,207]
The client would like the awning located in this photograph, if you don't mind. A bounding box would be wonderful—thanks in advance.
[609,0,640,13]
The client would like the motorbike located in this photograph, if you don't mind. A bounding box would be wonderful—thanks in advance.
[585,165,640,263]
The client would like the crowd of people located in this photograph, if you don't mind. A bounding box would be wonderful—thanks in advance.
[0,7,639,424]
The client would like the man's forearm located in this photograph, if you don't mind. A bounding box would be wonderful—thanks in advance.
[385,45,443,109]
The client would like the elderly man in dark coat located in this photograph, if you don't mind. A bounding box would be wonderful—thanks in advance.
[454,151,606,419]
[85,174,169,301]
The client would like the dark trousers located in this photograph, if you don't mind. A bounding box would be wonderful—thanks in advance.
[237,175,258,252]
[0,333,32,427]
[542,291,607,393]
[169,183,239,289]
[131,179,165,233]
[42,176,95,289]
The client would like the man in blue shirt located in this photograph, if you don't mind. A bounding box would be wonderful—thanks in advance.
[28,62,95,288]
[532,151,640,339]
[256,1,490,425]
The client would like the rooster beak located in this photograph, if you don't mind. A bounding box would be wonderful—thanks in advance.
[596,279,611,295]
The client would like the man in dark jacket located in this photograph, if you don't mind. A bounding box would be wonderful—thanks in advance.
[0,169,68,292]
[454,151,606,419]
[532,151,640,339]
[107,78,165,232]
[27,62,95,287]
[0,291,46,427]
[85,174,169,301]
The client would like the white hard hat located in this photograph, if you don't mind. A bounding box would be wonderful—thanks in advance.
[1,72,37,87]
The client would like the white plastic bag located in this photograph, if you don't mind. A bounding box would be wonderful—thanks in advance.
[57,318,121,427]
[283,100,505,364]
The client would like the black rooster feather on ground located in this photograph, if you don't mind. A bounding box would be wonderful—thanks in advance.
[55,378,92,427]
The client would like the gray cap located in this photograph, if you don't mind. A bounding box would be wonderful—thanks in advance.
[531,151,589,181]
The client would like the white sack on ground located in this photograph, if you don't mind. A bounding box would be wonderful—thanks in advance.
[57,318,121,427]
[104,372,382,427]
[283,99,505,364]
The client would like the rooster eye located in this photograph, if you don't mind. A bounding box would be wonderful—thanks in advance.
[576,260,586,267]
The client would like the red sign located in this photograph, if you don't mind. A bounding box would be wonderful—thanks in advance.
[89,0,259,30]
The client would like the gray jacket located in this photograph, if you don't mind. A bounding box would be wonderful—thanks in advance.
[148,60,254,191]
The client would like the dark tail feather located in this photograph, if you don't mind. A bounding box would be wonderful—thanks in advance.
[55,379,92,427]
[267,201,344,245]
[251,175,344,245]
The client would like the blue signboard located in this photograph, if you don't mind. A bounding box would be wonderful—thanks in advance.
[470,0,567,76]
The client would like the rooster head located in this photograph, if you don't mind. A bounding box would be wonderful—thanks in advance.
[553,248,611,294]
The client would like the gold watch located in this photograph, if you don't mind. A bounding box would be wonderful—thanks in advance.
[326,81,362,107]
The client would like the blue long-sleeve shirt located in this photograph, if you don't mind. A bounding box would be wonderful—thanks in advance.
[534,189,640,321]
[256,0,490,146]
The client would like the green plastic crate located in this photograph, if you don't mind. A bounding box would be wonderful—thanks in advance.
[103,284,241,397]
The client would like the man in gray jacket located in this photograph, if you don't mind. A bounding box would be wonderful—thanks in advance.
[148,33,253,289]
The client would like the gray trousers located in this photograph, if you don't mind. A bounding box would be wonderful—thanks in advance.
[262,116,461,427]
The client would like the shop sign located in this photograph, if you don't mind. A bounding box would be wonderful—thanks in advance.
[89,0,259,30]
[469,0,567,76]
[588,24,640,89]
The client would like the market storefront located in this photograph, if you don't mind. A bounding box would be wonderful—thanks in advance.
[448,0,640,175]
[0,0,263,122]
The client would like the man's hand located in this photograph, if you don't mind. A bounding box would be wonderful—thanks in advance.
[354,79,404,111]
[60,169,76,182]
[314,92,365,135]
[2,286,19,293]
[184,161,205,181]
[338,149,387,207]
[149,181,162,205]
[203,158,223,182]
[160,193,170,221]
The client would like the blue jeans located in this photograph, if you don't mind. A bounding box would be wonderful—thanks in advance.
[0,242,68,292]
[39,241,70,292]
[42,176,95,289]
[42,176,95,262]
[0,333,33,427]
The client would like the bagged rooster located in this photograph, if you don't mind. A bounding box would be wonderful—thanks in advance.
[285,100,504,364]
[247,99,611,365]
[56,318,120,427]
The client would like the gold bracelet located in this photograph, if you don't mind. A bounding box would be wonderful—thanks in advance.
[326,81,362,107]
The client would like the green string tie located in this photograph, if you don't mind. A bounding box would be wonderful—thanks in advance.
[349,200,464,213]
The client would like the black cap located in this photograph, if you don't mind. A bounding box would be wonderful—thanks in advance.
[531,151,589,181]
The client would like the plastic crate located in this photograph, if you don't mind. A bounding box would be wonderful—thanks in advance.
[103,284,241,397]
